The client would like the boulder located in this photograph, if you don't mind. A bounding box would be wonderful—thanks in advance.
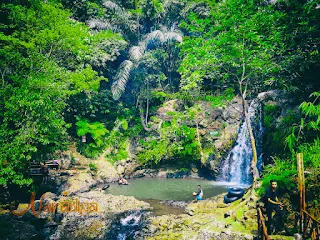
[94,159,119,183]
[59,153,72,169]
[59,171,96,195]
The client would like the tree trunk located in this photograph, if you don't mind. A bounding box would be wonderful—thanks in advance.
[145,97,149,127]
[139,106,153,132]
[241,95,259,190]
[196,122,205,164]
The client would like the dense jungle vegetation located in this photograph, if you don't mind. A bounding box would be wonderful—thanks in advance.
[0,0,319,205]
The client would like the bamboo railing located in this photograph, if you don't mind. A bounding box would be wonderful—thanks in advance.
[257,207,271,240]
[297,153,320,240]
[301,210,320,239]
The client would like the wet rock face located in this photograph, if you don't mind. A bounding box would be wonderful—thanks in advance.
[199,98,243,173]
[125,97,243,178]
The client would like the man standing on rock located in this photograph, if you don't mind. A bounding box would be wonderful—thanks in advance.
[265,180,284,234]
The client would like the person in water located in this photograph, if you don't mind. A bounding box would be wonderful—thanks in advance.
[193,185,203,201]
[264,180,284,234]
[118,177,128,185]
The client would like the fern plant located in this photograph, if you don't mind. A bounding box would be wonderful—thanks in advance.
[286,91,320,154]
[76,119,109,157]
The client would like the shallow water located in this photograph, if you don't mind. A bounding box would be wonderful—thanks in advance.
[104,178,232,201]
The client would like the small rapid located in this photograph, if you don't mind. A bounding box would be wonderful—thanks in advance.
[106,210,147,240]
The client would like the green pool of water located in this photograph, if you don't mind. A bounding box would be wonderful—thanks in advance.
[104,178,230,201]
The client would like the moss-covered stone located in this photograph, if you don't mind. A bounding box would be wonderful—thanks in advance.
[145,191,260,239]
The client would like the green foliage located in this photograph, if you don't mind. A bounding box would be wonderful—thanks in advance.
[103,116,141,164]
[89,162,98,173]
[259,157,297,196]
[263,103,280,129]
[0,0,319,198]
[205,88,235,108]
[299,139,320,169]
[140,0,164,22]
[138,138,172,164]
[137,110,200,165]
[121,120,129,130]
[261,92,320,206]
[179,0,285,95]
[0,0,125,187]
[107,137,130,164]
[76,119,109,158]
[286,91,320,154]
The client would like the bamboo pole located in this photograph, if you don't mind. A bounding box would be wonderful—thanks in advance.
[297,153,303,233]
[297,153,307,234]
[301,154,306,212]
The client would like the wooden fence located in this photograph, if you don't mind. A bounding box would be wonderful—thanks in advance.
[301,210,320,239]
[297,153,320,240]
[257,207,271,240]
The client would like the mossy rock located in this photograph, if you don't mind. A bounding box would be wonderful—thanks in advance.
[74,219,105,239]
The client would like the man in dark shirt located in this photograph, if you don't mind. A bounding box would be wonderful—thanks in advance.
[265,180,284,234]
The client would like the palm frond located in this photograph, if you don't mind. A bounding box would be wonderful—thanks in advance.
[129,45,146,62]
[87,19,113,30]
[112,60,134,100]
[103,1,134,32]
[145,30,166,44]
[103,1,124,14]
[164,31,183,43]
[144,29,183,46]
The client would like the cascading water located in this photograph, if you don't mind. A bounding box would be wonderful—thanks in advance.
[218,99,264,184]
[106,210,147,240]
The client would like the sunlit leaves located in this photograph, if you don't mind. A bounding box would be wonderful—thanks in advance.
[179,0,285,94]
[0,0,123,187]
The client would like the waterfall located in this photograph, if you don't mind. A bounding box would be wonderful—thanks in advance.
[218,99,263,184]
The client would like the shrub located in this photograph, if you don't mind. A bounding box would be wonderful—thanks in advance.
[258,157,297,196]
[89,163,98,173]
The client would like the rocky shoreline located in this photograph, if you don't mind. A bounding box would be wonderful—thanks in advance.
[0,166,297,240]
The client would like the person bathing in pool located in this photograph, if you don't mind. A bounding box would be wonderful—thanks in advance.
[193,185,203,201]
[118,177,128,185]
